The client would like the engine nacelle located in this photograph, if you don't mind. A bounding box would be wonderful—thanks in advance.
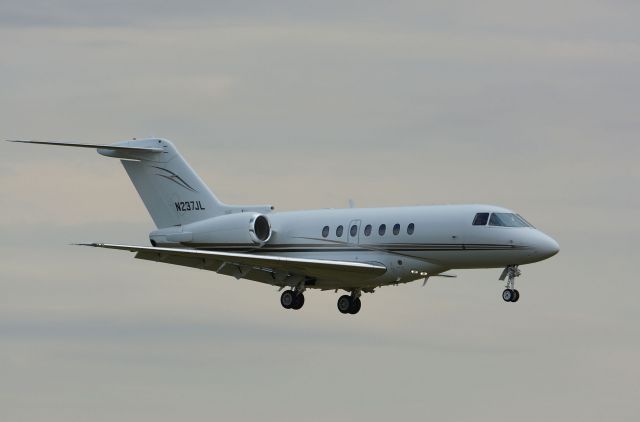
[150,212,272,247]
[247,214,272,244]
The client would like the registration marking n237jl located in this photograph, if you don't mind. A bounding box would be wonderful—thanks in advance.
[175,201,206,211]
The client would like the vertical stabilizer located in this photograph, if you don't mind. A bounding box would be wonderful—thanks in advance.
[99,138,223,228]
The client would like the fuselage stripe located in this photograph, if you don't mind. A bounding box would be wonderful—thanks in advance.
[187,243,527,253]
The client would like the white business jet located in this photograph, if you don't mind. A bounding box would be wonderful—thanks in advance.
[9,138,559,314]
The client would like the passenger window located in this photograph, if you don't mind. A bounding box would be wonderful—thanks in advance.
[393,223,400,235]
[350,224,358,237]
[364,224,372,236]
[322,225,329,238]
[378,224,386,236]
[473,213,489,226]
[336,225,344,237]
[407,223,415,235]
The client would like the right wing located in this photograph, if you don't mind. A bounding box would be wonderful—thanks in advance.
[80,243,387,287]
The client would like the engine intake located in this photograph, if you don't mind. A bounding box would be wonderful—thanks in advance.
[250,214,272,243]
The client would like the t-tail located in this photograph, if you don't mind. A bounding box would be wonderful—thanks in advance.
[7,138,273,228]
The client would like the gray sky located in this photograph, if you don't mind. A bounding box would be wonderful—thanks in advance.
[1,1,639,421]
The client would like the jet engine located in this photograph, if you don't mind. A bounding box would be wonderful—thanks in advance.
[149,212,272,247]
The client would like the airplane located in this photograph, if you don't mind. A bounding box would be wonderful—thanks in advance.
[8,138,559,315]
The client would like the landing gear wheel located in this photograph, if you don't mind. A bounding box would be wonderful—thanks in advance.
[501,265,522,303]
[502,289,514,302]
[337,295,352,314]
[348,298,361,314]
[280,290,295,309]
[291,292,305,310]
[511,289,520,302]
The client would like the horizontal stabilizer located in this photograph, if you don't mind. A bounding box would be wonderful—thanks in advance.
[6,139,164,153]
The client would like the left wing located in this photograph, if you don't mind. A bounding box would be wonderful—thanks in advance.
[80,243,387,286]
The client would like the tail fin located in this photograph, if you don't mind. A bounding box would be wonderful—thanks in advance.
[111,138,225,227]
[9,138,273,228]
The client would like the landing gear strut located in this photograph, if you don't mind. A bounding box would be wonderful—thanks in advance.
[280,289,305,310]
[337,291,362,314]
[500,265,521,303]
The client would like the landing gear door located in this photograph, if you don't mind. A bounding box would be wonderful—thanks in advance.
[347,219,361,244]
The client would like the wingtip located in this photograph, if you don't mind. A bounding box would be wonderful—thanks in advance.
[72,242,101,247]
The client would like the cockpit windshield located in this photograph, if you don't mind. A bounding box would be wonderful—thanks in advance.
[472,212,533,227]
[488,213,532,227]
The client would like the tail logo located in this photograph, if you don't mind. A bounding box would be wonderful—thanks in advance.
[152,166,198,192]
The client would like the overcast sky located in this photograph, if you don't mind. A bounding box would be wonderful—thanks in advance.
[1,1,639,421]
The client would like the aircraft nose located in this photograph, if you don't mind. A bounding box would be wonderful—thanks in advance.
[537,232,560,259]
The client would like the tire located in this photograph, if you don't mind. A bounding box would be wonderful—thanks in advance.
[291,292,305,310]
[511,289,520,302]
[337,295,352,314]
[280,290,295,309]
[349,298,362,314]
[502,289,513,302]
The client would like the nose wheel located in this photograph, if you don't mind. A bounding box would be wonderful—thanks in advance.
[502,288,520,302]
[500,265,521,303]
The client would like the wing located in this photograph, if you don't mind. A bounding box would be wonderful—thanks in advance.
[79,243,387,288]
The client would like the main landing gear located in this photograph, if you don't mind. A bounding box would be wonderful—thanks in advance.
[337,291,362,315]
[279,286,365,314]
[501,265,521,303]
[280,289,305,310]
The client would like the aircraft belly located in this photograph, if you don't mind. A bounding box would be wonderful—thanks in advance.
[251,250,444,289]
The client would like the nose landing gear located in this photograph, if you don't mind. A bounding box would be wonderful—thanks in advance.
[500,265,521,303]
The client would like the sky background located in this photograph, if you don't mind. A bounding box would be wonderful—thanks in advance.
[1,1,639,421]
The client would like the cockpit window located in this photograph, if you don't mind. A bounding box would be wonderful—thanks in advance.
[488,213,531,227]
[517,214,535,228]
[472,213,489,226]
